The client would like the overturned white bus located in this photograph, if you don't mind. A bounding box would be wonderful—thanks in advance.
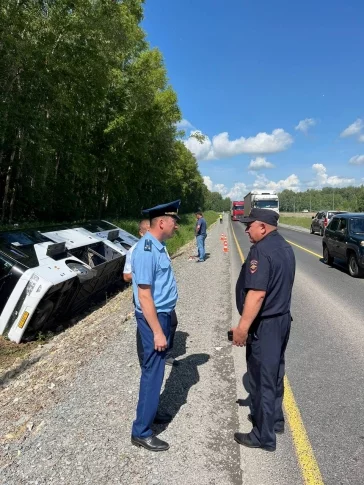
[0,223,136,343]
[74,220,139,252]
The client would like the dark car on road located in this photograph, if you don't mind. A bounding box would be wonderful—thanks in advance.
[310,210,347,236]
[322,213,364,277]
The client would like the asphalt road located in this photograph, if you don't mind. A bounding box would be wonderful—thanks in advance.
[230,221,364,485]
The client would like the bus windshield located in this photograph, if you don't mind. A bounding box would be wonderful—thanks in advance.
[232,205,244,211]
[0,254,15,279]
[0,231,49,247]
[255,200,278,209]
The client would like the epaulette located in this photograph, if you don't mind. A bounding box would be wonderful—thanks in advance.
[144,239,152,252]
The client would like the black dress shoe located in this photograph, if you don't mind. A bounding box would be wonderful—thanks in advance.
[247,414,285,434]
[234,432,275,452]
[131,435,169,451]
[153,412,172,424]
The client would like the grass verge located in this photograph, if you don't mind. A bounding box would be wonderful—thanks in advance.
[280,216,312,229]
[0,338,40,373]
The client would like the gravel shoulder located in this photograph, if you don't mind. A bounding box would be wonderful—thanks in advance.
[1,220,242,485]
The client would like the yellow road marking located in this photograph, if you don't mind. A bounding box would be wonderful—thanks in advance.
[230,221,324,485]
[284,377,324,484]
[286,239,322,259]
[230,223,245,262]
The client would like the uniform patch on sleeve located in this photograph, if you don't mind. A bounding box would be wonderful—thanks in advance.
[144,239,152,251]
[250,259,258,274]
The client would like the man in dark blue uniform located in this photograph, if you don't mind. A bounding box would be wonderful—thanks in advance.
[231,208,295,452]
[131,200,180,452]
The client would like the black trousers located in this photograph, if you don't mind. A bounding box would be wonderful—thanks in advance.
[136,310,178,367]
[246,313,291,450]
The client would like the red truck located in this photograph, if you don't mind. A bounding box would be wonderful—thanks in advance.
[231,201,244,221]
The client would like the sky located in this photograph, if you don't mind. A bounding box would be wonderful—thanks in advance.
[143,0,364,200]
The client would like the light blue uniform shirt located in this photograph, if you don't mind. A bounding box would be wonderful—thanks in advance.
[131,232,178,313]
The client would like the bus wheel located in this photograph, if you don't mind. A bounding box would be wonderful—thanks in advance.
[29,300,54,332]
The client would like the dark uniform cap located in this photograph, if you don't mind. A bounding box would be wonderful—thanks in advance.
[142,199,181,221]
[240,208,279,227]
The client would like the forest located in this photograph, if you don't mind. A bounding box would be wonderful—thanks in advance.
[0,0,231,224]
[279,186,364,213]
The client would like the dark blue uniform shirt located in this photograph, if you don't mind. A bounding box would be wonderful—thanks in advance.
[236,230,295,317]
[196,217,207,235]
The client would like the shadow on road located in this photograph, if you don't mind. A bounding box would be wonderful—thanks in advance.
[319,257,357,278]
[155,331,210,432]
[236,372,251,408]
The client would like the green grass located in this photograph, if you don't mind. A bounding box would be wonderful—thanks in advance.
[167,211,218,255]
[279,216,312,229]
[114,211,219,255]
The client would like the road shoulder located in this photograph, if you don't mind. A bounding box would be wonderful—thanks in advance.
[1,219,242,485]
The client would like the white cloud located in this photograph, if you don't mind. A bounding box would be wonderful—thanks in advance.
[204,174,300,200]
[349,155,364,165]
[252,173,301,192]
[358,134,364,143]
[248,157,275,171]
[205,162,359,201]
[340,118,364,138]
[295,118,317,134]
[176,118,195,131]
[213,129,293,157]
[226,182,248,200]
[214,183,228,195]
[185,128,293,161]
[311,163,355,187]
[203,175,213,191]
[185,132,213,160]
[203,176,228,195]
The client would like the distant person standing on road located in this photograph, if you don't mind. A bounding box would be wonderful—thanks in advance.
[123,220,179,368]
[231,208,295,452]
[131,200,180,452]
[195,211,207,262]
[219,213,223,224]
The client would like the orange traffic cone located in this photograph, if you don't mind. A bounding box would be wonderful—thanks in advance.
[220,233,225,240]
[223,240,228,252]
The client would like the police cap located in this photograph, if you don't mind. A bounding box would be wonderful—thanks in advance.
[240,208,279,227]
[142,199,181,221]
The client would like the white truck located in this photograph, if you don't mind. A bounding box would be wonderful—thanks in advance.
[244,190,279,215]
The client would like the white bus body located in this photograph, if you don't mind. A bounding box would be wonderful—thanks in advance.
[0,222,136,343]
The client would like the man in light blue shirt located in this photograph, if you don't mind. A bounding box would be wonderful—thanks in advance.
[131,200,180,452]
[124,219,179,367]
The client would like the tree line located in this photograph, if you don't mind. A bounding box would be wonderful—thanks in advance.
[0,0,213,224]
[279,187,364,213]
